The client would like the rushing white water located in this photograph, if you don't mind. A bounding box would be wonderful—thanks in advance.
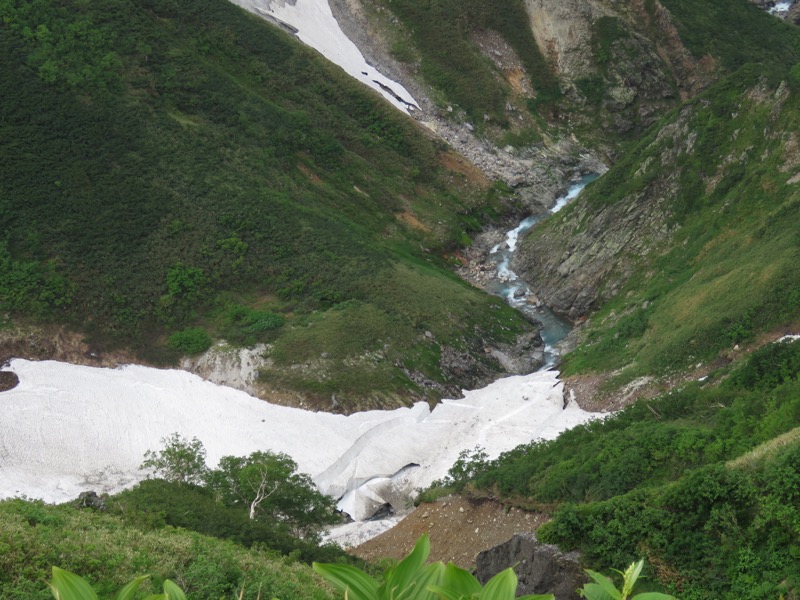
[769,1,792,14]
[228,0,419,112]
[487,174,597,366]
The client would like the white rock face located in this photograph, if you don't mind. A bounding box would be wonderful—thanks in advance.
[0,360,600,526]
[228,0,418,112]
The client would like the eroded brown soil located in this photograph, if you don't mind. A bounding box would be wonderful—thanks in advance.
[351,496,548,568]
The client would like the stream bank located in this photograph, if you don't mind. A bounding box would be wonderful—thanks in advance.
[456,173,600,368]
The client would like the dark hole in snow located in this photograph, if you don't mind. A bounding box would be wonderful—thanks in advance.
[366,502,394,521]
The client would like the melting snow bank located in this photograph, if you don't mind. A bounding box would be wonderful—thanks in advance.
[0,359,601,544]
[228,0,418,112]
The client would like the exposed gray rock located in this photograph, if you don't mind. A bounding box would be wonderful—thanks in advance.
[476,533,586,599]
[511,106,694,319]
[76,491,107,511]
[327,0,606,212]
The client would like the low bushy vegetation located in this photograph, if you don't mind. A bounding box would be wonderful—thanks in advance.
[0,499,336,600]
[443,339,800,598]
[135,434,342,557]
[0,0,531,406]
[375,0,559,125]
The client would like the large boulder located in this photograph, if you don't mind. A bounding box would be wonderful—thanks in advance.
[476,533,586,599]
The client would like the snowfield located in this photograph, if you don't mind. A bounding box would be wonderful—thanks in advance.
[0,359,600,527]
[228,0,418,112]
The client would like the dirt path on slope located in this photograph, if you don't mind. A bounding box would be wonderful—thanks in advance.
[350,496,548,568]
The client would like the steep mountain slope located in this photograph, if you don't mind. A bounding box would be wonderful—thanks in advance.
[515,65,800,394]
[0,0,542,411]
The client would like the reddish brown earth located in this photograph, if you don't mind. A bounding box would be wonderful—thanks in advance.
[350,496,548,568]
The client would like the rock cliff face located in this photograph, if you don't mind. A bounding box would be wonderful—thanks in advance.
[523,0,712,141]
[524,0,608,80]
[511,105,697,319]
[475,533,586,599]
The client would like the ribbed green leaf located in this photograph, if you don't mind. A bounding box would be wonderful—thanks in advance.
[436,563,481,599]
[631,593,677,600]
[517,594,556,600]
[584,570,622,600]
[395,562,445,600]
[427,584,466,600]
[579,582,617,600]
[380,533,431,599]
[48,567,99,600]
[313,562,380,600]
[162,580,187,600]
[477,568,517,600]
[114,575,150,600]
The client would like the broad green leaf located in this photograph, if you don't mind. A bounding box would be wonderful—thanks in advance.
[114,575,150,600]
[162,580,187,600]
[584,570,622,600]
[48,567,99,600]
[427,585,467,600]
[142,595,166,600]
[436,563,481,599]
[579,582,617,600]
[477,568,517,600]
[395,562,445,600]
[631,593,677,600]
[313,562,380,600]
[517,595,556,600]
[380,533,431,598]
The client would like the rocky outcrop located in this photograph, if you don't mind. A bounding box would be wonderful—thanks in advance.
[76,491,107,511]
[510,102,702,319]
[523,0,609,80]
[327,0,607,211]
[476,533,586,599]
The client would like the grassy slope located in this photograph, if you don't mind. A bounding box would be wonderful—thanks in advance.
[0,499,335,599]
[365,0,559,138]
[0,0,531,408]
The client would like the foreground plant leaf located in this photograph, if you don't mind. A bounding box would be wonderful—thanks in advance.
[48,568,98,600]
[312,562,380,600]
[113,574,150,600]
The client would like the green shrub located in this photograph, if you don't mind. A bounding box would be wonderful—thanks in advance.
[166,327,212,355]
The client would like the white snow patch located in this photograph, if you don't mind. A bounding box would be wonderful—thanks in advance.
[0,360,600,531]
[228,0,418,112]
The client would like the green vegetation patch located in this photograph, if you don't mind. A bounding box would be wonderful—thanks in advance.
[376,0,559,124]
[454,339,800,597]
[559,66,800,381]
[0,0,532,405]
[0,499,335,599]
[660,0,800,71]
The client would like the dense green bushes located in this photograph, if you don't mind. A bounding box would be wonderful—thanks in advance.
[0,0,530,405]
[539,444,800,599]
[0,499,336,599]
[112,480,347,565]
[456,339,800,597]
